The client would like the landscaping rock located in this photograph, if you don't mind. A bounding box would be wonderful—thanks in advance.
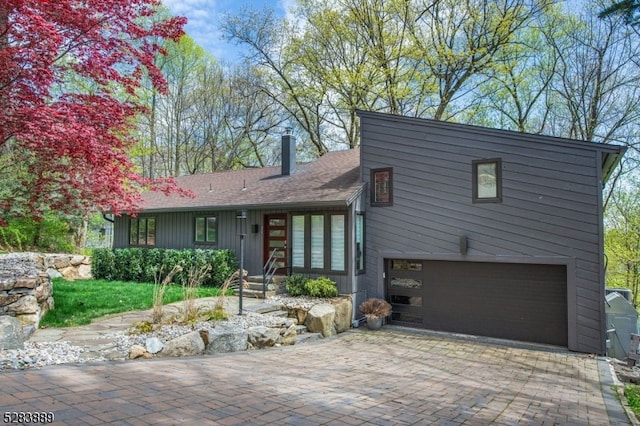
[247,326,280,349]
[206,325,248,353]
[279,323,297,346]
[288,306,308,325]
[305,304,336,337]
[129,344,147,359]
[332,297,353,333]
[6,295,38,315]
[0,316,24,350]
[145,337,163,354]
[160,331,205,357]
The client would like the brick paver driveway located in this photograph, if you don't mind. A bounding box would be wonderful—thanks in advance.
[0,327,631,425]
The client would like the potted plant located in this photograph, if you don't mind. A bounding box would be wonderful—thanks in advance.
[359,298,392,330]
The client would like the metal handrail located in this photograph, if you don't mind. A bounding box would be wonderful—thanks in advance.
[263,247,280,299]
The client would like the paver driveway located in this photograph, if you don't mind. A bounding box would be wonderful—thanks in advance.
[0,327,631,425]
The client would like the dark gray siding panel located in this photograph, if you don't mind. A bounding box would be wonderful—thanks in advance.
[112,206,357,297]
[359,112,607,354]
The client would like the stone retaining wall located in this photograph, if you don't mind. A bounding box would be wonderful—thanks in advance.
[0,252,91,336]
[0,253,54,336]
[43,253,92,280]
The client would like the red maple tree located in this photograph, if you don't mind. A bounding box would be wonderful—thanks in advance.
[0,0,189,222]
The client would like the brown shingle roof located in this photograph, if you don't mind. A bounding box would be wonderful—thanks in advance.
[139,148,363,212]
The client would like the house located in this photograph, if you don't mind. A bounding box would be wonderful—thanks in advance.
[113,110,625,354]
[357,110,625,355]
[112,133,366,295]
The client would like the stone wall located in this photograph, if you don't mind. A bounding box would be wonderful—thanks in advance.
[0,253,54,336]
[0,252,91,336]
[43,253,92,280]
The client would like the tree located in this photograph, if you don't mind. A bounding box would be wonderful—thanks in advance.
[222,8,330,155]
[599,0,640,27]
[0,0,187,224]
[605,183,640,306]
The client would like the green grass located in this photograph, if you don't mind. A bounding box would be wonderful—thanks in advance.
[625,385,640,420]
[40,278,225,328]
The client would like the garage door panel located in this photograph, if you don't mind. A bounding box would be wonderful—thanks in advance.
[387,260,568,346]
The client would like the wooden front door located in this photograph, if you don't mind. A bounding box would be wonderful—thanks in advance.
[264,214,288,275]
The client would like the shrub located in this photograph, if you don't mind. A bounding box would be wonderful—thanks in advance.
[285,274,309,296]
[304,277,338,298]
[91,248,116,280]
[91,248,237,287]
[285,274,338,298]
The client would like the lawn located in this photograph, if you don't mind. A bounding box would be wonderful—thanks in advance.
[626,385,640,420]
[40,278,225,328]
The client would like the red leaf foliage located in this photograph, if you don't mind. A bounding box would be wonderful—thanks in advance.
[0,0,191,219]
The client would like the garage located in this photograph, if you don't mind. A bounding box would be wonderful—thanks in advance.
[386,259,568,347]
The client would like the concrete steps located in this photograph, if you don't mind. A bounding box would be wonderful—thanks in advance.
[233,275,287,299]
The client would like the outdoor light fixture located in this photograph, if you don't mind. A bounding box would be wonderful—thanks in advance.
[236,210,248,315]
[459,235,468,255]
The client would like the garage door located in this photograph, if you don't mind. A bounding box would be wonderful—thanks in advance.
[386,259,568,346]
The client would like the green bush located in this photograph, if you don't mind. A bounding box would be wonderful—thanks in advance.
[91,248,237,287]
[285,274,309,296]
[304,277,338,298]
[91,248,115,280]
[285,274,338,298]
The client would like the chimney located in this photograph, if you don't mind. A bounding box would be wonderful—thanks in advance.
[281,127,296,176]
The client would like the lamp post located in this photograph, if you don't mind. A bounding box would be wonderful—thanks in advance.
[236,210,247,315]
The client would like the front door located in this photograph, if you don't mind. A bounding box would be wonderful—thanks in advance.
[264,214,287,275]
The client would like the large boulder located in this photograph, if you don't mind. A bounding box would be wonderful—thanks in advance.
[0,316,24,350]
[159,331,205,357]
[206,325,248,354]
[332,297,353,333]
[247,326,281,349]
[305,303,336,337]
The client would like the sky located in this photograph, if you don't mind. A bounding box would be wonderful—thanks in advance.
[162,0,294,63]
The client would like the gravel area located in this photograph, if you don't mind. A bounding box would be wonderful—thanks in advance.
[0,295,329,370]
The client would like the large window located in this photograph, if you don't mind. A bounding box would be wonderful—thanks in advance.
[291,212,346,273]
[472,159,502,203]
[129,217,155,246]
[371,168,393,206]
[195,216,217,243]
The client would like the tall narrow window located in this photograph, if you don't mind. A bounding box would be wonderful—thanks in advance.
[129,217,156,246]
[291,215,305,268]
[472,159,502,203]
[355,213,365,273]
[371,168,393,206]
[195,216,217,243]
[330,215,345,272]
[311,215,324,269]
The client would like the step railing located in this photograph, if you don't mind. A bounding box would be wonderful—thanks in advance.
[263,247,280,299]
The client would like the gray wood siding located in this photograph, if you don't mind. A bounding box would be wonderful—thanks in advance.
[113,206,358,297]
[358,112,610,354]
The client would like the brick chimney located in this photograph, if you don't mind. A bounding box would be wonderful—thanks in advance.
[281,128,296,176]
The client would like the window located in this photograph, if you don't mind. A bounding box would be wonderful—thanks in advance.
[472,159,502,203]
[291,215,305,268]
[129,217,155,246]
[311,215,325,269]
[371,168,393,206]
[355,213,365,273]
[195,216,217,243]
[291,212,347,273]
